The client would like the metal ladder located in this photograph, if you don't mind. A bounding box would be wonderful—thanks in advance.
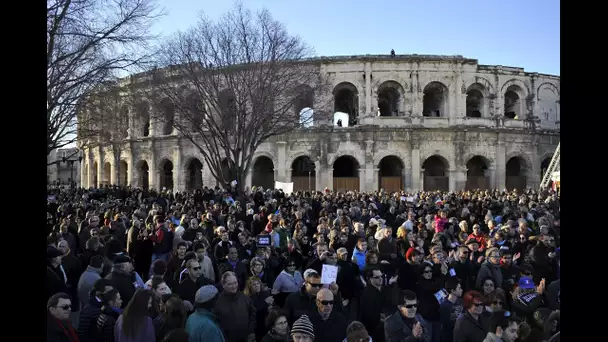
[540,142,560,190]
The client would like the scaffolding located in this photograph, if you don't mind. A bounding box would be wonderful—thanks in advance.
[540,143,560,190]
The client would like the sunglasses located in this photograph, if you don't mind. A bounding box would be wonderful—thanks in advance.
[371,275,383,279]
[287,264,296,267]
[58,305,71,310]
[472,302,484,307]
[493,301,504,305]
[308,283,323,288]
[423,270,433,274]
[319,300,334,305]
[191,267,202,271]
[404,304,418,308]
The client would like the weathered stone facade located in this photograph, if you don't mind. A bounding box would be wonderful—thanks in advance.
[80,55,560,192]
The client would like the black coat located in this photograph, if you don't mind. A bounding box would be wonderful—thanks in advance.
[77,296,103,342]
[416,278,442,322]
[308,310,348,342]
[218,261,248,291]
[46,265,69,304]
[47,314,79,342]
[453,311,488,342]
[104,271,136,308]
[359,284,399,342]
[283,287,317,325]
[93,306,120,342]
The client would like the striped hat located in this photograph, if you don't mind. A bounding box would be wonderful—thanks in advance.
[291,315,314,339]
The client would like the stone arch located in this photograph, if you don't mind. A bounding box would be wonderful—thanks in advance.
[423,81,449,117]
[536,82,559,123]
[294,84,315,127]
[376,80,406,116]
[467,76,495,95]
[500,79,531,98]
[465,155,492,190]
[291,155,316,191]
[119,160,128,186]
[135,160,150,189]
[505,155,529,190]
[158,158,174,190]
[465,83,489,118]
[328,152,365,169]
[421,154,450,191]
[333,155,360,192]
[503,85,525,119]
[159,98,175,136]
[251,151,278,171]
[184,157,204,191]
[505,151,532,173]
[378,155,405,192]
[333,82,359,126]
[252,156,275,190]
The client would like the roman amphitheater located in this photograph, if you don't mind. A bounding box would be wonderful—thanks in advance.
[79,54,560,193]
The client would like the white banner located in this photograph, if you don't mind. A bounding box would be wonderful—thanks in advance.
[274,181,293,195]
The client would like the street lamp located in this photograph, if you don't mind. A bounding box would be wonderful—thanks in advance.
[305,158,315,193]
[61,154,83,188]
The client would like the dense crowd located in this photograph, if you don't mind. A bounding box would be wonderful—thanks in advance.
[46,185,560,342]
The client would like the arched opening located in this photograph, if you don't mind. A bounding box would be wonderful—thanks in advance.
[423,82,448,117]
[537,86,558,124]
[295,85,314,128]
[103,162,111,186]
[422,155,449,191]
[465,156,490,190]
[378,156,404,192]
[186,93,206,131]
[540,157,552,182]
[506,157,527,190]
[92,161,98,188]
[504,85,523,119]
[291,156,316,192]
[219,89,237,129]
[185,158,203,191]
[252,156,275,190]
[136,102,150,137]
[333,82,359,126]
[333,155,360,192]
[466,86,484,118]
[160,98,175,135]
[377,81,404,117]
[119,160,128,186]
[160,160,174,190]
[136,160,149,189]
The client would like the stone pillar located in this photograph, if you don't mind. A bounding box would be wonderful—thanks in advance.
[373,168,380,191]
[448,169,457,192]
[419,168,425,191]
[173,146,182,191]
[496,142,506,190]
[365,62,372,116]
[149,149,157,190]
[245,169,252,190]
[454,68,463,117]
[127,158,134,187]
[314,161,321,192]
[276,141,287,182]
[486,166,496,189]
[328,168,334,191]
[87,152,94,188]
[411,148,421,191]
[359,168,365,192]
[412,71,422,115]
[110,162,117,186]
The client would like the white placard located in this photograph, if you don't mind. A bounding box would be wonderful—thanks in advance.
[321,264,338,284]
[274,181,293,195]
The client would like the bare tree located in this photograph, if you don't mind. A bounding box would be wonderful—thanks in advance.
[136,3,329,192]
[80,83,130,186]
[47,0,162,162]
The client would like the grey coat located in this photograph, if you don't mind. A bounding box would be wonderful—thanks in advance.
[475,261,503,290]
[78,266,102,306]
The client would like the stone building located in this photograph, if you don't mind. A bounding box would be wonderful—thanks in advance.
[48,148,82,186]
[79,54,560,192]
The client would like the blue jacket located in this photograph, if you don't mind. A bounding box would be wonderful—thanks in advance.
[186,308,226,342]
[352,248,367,271]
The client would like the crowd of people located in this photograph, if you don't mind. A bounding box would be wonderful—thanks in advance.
[46,184,560,342]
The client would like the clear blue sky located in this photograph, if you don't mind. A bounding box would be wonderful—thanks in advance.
[152,0,560,76]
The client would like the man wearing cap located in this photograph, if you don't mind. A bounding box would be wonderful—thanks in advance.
[291,314,315,342]
[186,285,226,342]
[77,278,114,342]
[104,255,137,308]
[510,276,545,321]
[47,246,69,304]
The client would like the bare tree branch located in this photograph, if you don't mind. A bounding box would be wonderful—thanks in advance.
[47,0,163,156]
[132,3,330,192]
